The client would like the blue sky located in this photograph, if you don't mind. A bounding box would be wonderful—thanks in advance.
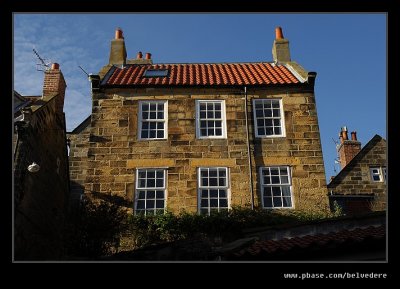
[13,14,386,181]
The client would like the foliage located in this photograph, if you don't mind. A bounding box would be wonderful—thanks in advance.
[127,206,341,248]
[63,198,127,259]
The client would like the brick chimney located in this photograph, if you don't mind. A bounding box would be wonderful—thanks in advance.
[42,63,66,115]
[337,126,361,169]
[109,27,127,66]
[272,26,291,64]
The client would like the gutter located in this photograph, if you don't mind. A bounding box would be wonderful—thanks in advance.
[243,86,254,210]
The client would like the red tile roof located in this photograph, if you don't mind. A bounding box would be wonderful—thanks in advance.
[103,63,301,87]
[233,225,385,258]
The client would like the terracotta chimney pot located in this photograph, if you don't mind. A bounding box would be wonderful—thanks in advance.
[137,51,143,59]
[51,63,60,70]
[115,28,123,39]
[275,27,284,40]
[145,52,152,60]
[351,131,357,141]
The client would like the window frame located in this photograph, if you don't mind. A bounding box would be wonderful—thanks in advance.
[195,100,227,139]
[138,100,168,140]
[259,166,294,209]
[197,167,230,215]
[369,167,386,183]
[252,98,286,138]
[134,168,167,216]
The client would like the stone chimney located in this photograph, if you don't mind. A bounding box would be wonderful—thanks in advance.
[272,26,291,64]
[42,63,66,115]
[337,126,361,169]
[109,27,127,65]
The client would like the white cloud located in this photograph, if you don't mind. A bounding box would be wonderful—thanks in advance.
[13,15,104,131]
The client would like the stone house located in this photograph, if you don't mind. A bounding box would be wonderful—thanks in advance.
[327,127,386,215]
[13,64,70,260]
[68,27,329,215]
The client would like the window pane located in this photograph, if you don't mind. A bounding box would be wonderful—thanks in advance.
[273,197,282,207]
[147,171,155,178]
[280,168,288,175]
[264,197,272,208]
[256,109,263,117]
[270,168,279,175]
[219,199,228,208]
[272,187,281,196]
[147,179,155,187]
[156,200,164,209]
[149,131,156,138]
[157,131,164,138]
[271,100,279,108]
[200,129,207,136]
[209,170,217,177]
[201,199,208,207]
[271,176,280,184]
[142,122,149,129]
[274,127,281,135]
[156,178,163,188]
[273,109,280,117]
[142,103,149,111]
[156,171,164,178]
[201,189,208,198]
[282,197,292,207]
[138,191,145,199]
[219,189,227,198]
[215,103,221,110]
[157,103,163,111]
[209,178,218,186]
[146,200,155,209]
[207,111,214,118]
[263,187,272,197]
[150,103,157,111]
[139,179,146,188]
[210,199,218,207]
[137,200,145,209]
[218,177,226,186]
[264,110,272,117]
[141,131,148,139]
[265,128,273,135]
[147,190,155,199]
[281,176,289,184]
[156,190,164,198]
[215,111,221,118]
[150,112,156,119]
[258,128,265,135]
[210,190,218,198]
[282,186,291,196]
[142,112,149,119]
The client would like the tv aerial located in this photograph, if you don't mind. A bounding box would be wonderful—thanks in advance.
[33,48,52,72]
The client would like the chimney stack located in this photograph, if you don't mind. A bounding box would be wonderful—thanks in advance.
[272,26,291,64]
[337,127,361,169]
[42,63,66,115]
[109,27,127,66]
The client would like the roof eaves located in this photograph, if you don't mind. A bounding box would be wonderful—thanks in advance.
[100,65,117,86]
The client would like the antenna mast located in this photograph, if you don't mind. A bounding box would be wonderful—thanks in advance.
[33,48,51,72]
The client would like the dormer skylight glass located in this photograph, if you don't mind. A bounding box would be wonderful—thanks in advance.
[143,69,169,77]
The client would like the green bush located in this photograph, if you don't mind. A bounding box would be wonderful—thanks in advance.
[127,206,341,249]
[64,198,127,259]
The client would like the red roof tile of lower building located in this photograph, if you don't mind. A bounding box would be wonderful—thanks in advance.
[233,225,385,258]
[103,62,301,87]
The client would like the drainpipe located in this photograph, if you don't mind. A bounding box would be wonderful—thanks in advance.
[243,86,254,210]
